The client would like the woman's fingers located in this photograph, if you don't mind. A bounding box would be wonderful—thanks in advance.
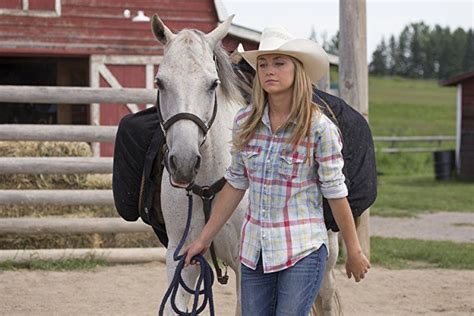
[184,250,193,266]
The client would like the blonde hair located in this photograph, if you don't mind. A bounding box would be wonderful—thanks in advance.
[233,56,321,160]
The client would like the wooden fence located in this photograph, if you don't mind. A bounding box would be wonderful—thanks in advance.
[374,136,456,153]
[0,86,163,263]
[0,85,456,263]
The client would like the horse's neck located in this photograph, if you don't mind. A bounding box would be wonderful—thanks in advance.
[197,93,240,185]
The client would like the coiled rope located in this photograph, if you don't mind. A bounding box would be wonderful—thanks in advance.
[159,190,215,316]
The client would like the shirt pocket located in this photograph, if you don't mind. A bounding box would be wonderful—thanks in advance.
[278,150,306,180]
[242,145,262,175]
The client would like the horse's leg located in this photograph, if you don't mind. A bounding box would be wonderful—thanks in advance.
[225,254,241,316]
[213,215,243,316]
[310,230,342,316]
[163,244,201,316]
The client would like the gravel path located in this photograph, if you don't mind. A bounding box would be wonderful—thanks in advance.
[370,212,474,243]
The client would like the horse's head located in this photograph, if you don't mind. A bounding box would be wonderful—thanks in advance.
[151,14,236,188]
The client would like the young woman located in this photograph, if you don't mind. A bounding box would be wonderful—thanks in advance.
[185,25,370,315]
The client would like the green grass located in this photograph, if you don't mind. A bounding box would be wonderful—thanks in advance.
[372,150,474,217]
[370,237,474,270]
[369,76,456,136]
[338,237,474,269]
[373,174,474,217]
[362,77,472,217]
[0,257,109,271]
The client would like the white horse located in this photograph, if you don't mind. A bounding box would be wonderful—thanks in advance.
[151,14,342,316]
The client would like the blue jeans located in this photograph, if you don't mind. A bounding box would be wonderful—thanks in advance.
[241,244,327,316]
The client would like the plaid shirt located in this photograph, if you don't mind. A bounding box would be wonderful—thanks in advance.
[224,104,348,273]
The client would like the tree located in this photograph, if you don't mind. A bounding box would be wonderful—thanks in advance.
[369,38,388,75]
[309,25,318,43]
[438,27,456,79]
[370,23,472,79]
[397,26,411,76]
[451,27,467,76]
[408,23,424,77]
[387,35,398,76]
[463,29,474,72]
[326,31,339,55]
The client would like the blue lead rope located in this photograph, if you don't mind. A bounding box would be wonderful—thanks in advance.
[159,191,215,316]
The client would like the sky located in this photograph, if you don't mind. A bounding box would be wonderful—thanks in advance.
[221,0,473,60]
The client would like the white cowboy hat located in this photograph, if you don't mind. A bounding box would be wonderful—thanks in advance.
[239,26,329,83]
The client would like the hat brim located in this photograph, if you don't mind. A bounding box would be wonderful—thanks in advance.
[240,39,329,83]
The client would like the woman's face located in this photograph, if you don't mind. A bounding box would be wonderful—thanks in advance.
[257,54,295,96]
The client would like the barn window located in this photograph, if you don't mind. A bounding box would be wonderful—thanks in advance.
[0,0,61,17]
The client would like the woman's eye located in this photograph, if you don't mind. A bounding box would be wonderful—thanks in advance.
[258,64,266,68]
[275,62,284,66]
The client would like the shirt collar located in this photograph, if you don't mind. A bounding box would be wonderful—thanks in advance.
[261,102,297,131]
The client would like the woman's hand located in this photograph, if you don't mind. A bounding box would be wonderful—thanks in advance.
[184,238,210,266]
[345,249,371,282]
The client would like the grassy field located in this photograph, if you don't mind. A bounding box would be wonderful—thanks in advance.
[336,236,474,270]
[369,76,457,136]
[0,257,108,271]
[370,237,474,270]
[366,76,473,217]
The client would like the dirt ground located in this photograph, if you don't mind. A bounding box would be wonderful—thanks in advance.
[1,262,473,316]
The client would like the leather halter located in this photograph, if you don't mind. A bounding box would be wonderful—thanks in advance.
[155,89,218,145]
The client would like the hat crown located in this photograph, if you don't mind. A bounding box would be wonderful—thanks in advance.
[258,26,294,50]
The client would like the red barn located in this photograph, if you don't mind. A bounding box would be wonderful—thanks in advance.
[440,70,474,181]
[0,0,260,155]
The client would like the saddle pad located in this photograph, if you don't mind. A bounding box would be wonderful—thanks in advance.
[112,107,169,246]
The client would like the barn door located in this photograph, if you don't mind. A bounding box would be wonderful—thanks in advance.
[89,55,162,157]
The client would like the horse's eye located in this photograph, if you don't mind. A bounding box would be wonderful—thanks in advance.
[155,78,164,90]
[209,79,220,92]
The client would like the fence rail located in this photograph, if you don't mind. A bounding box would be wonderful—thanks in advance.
[0,157,112,174]
[373,136,456,142]
[373,135,455,153]
[0,124,117,142]
[0,217,149,235]
[0,85,155,104]
[0,190,113,205]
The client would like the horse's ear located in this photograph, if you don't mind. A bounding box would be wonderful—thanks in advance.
[151,14,176,46]
[205,14,234,48]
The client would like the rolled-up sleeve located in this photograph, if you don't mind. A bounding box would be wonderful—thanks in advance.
[314,118,348,199]
[224,113,249,190]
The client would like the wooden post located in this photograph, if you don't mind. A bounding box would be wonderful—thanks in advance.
[339,0,370,258]
[90,56,101,157]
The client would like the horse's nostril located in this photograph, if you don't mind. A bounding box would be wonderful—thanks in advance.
[169,155,178,171]
[194,156,201,172]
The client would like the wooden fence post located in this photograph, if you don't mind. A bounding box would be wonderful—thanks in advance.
[339,0,370,258]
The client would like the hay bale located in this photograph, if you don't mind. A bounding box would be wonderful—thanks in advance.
[0,141,155,250]
[0,141,94,190]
